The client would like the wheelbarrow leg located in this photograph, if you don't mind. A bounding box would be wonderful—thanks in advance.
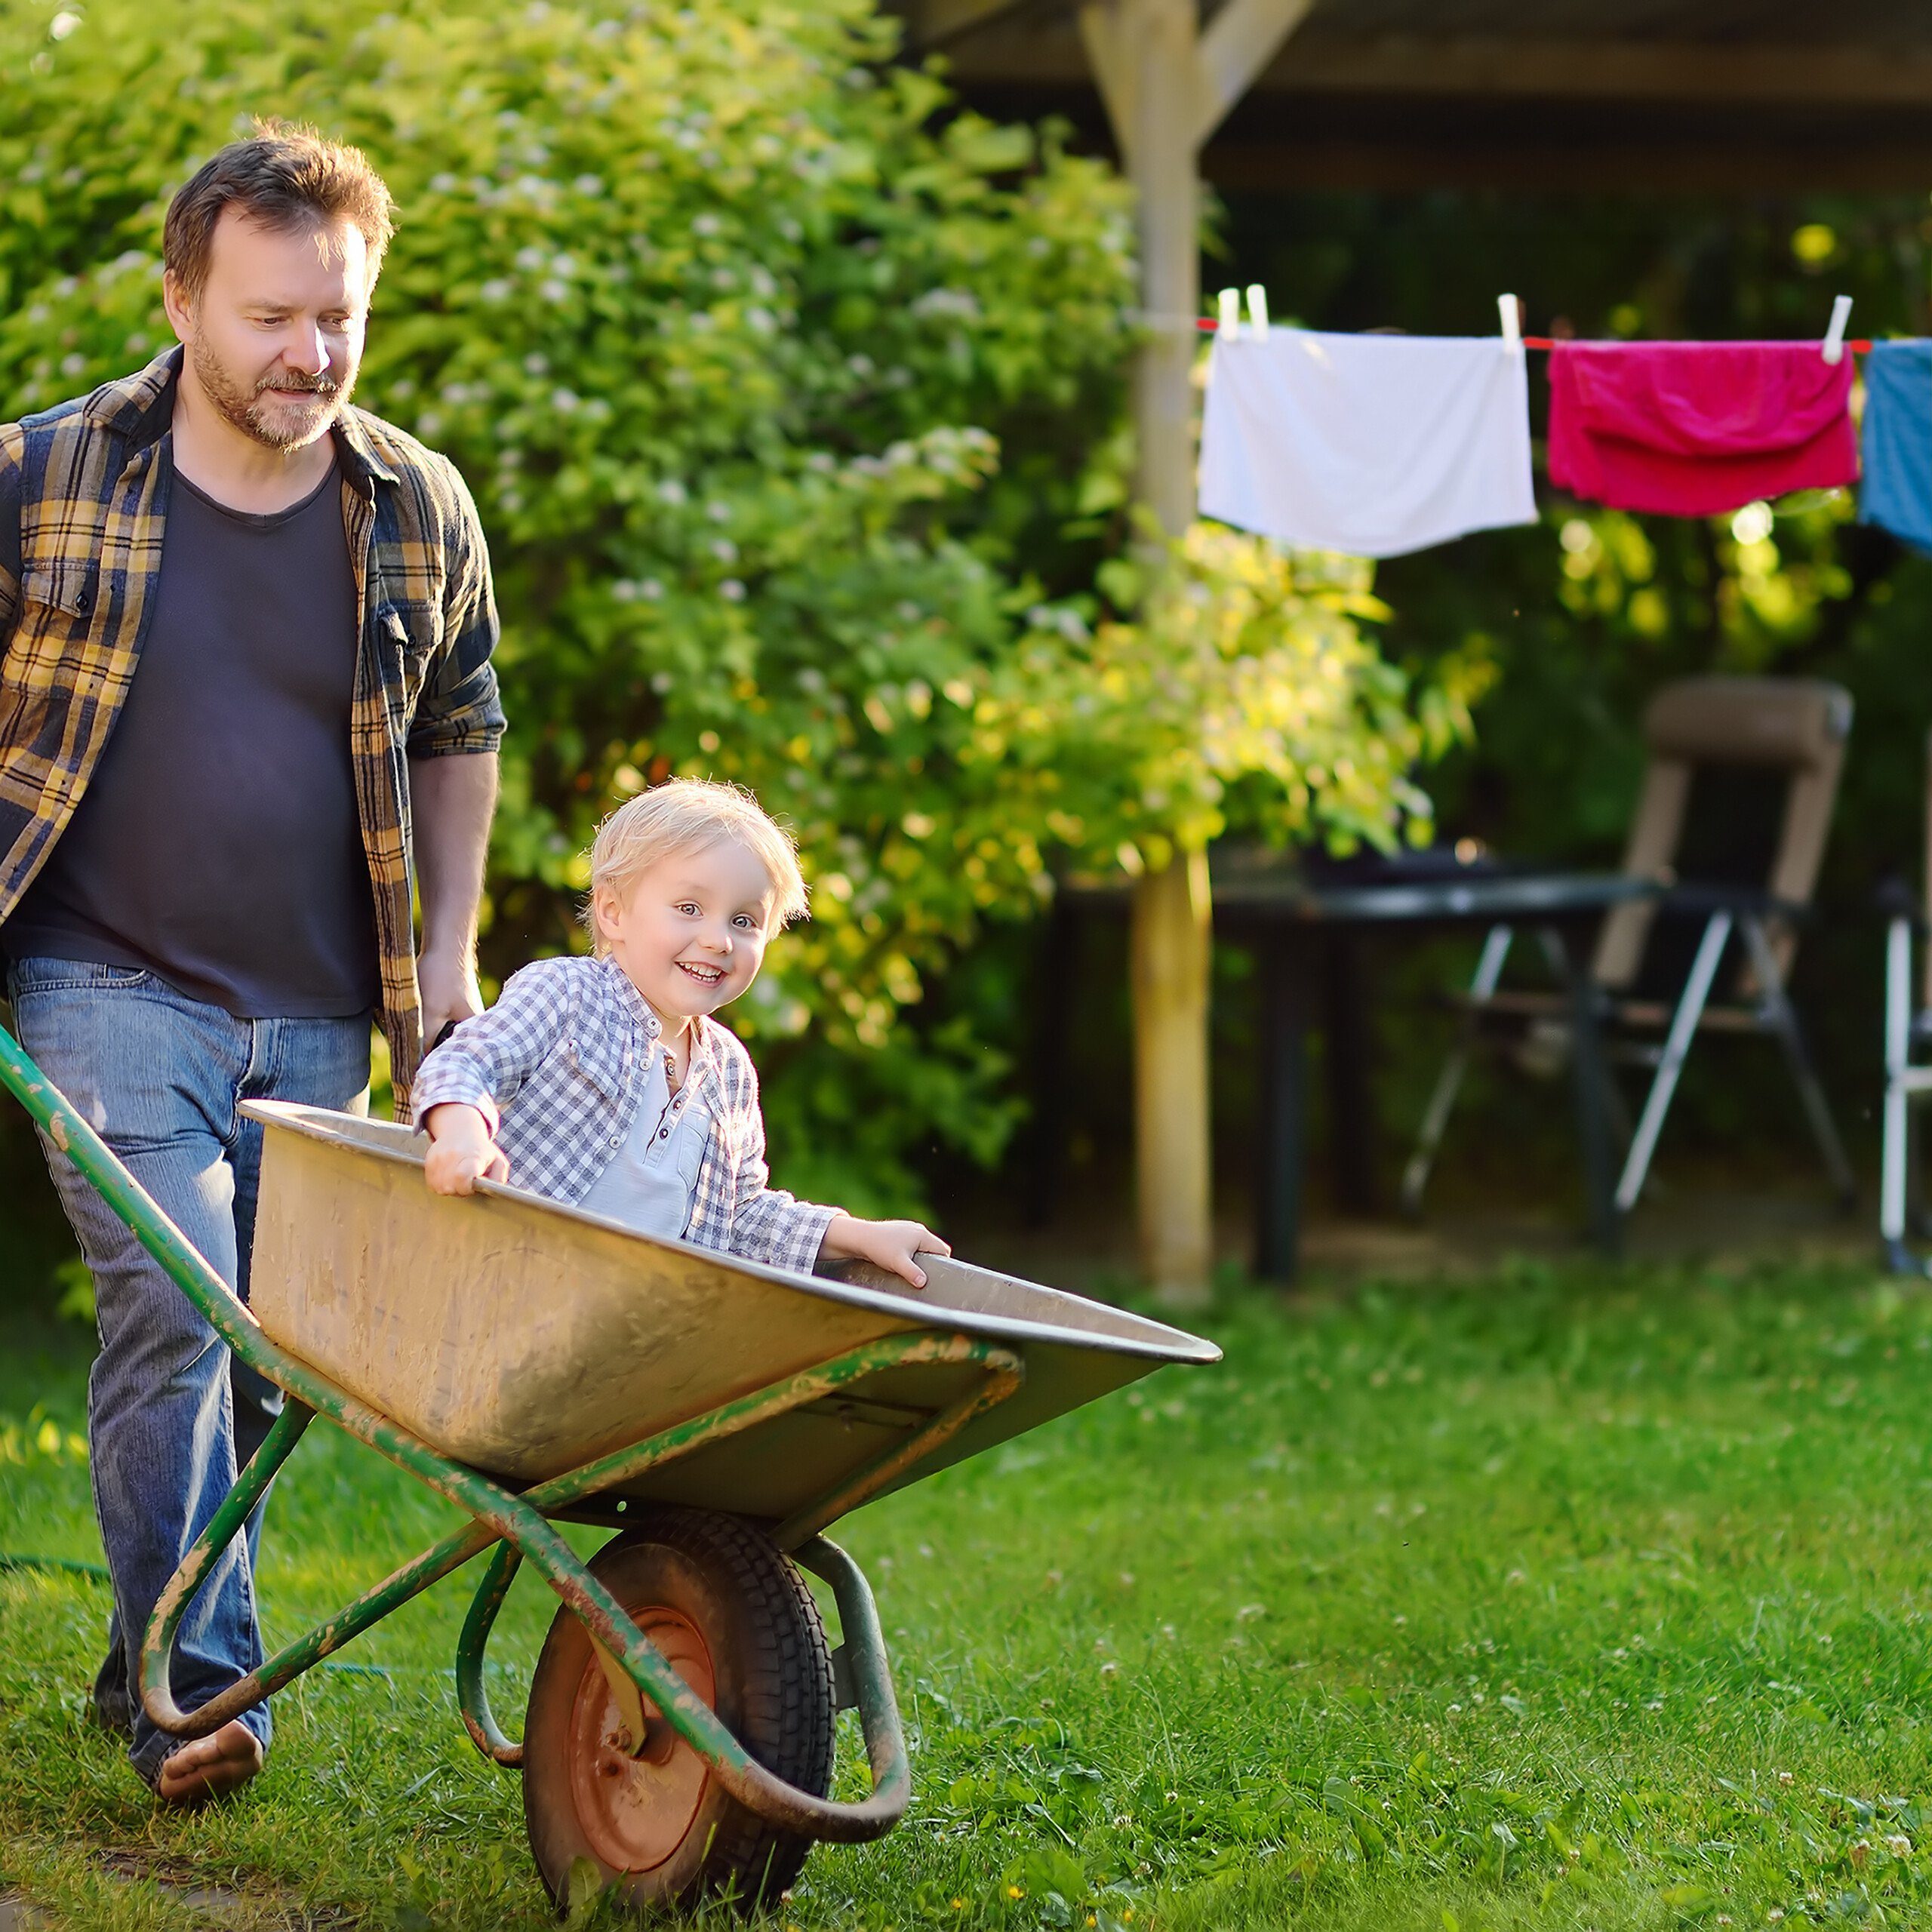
[457,1541,525,1766]
[139,1401,314,1736]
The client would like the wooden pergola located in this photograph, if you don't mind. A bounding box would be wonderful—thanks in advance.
[888,0,1932,1303]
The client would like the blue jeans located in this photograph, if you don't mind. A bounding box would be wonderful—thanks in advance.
[7,958,370,1786]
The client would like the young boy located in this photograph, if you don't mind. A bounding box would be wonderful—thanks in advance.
[414,779,948,1287]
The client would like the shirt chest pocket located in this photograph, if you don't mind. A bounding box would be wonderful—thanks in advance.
[5,562,101,694]
[673,1103,712,1190]
[562,1032,629,1112]
[373,601,442,728]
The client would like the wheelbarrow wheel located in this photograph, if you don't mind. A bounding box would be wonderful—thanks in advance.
[522,1507,835,1915]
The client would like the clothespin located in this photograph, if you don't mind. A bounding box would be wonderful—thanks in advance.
[1497,293,1522,352]
[1217,287,1241,341]
[1245,284,1270,339]
[1822,294,1853,365]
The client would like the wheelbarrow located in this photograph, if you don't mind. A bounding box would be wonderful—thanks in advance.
[0,1029,1218,1912]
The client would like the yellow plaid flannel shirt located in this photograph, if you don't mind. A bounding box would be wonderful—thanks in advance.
[0,348,504,1109]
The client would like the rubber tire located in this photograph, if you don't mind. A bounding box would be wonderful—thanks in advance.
[522,1509,835,1915]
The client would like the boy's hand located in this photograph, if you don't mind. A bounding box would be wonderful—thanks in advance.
[822,1214,951,1289]
[422,1103,510,1195]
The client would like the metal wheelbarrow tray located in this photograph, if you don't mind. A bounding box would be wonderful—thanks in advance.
[0,1035,1217,1915]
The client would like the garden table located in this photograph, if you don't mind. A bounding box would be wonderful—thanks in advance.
[1042,856,1663,1281]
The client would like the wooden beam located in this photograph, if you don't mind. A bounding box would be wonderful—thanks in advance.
[1199,131,1932,195]
[894,0,1035,51]
[1194,0,1314,141]
[1265,35,1932,106]
[1076,0,1138,168]
[934,26,1932,110]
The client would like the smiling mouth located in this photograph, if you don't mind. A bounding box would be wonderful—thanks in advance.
[677,961,726,987]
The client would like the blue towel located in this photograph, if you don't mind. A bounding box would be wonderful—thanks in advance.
[1860,340,1932,555]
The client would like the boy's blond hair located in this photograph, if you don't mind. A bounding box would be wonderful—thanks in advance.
[586,778,808,953]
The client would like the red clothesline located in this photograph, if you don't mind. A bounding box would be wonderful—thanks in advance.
[1190,317,1878,353]
[1519,334,1875,353]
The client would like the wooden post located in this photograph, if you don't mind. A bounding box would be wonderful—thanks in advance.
[1124,0,1210,1303]
[1078,0,1311,1302]
[1131,846,1214,1294]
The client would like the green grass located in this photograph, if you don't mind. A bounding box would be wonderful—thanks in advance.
[5,1257,1932,1930]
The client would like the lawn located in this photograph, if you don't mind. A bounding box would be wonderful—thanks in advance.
[4,1256,1931,1931]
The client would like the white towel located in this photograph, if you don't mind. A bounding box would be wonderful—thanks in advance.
[1198,330,1537,558]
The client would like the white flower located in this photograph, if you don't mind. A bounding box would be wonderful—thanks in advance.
[539,279,569,304]
[657,478,688,505]
[910,288,980,321]
[514,245,547,272]
[719,579,746,602]
[692,213,721,238]
[478,278,512,304]
[552,387,580,412]
[573,174,605,197]
[429,171,458,194]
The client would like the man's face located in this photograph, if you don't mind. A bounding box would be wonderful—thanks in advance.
[165,208,371,453]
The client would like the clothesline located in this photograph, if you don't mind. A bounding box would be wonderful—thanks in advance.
[1193,310,1924,554]
[1189,316,1878,354]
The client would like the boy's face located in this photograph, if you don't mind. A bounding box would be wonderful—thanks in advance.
[594,837,778,1024]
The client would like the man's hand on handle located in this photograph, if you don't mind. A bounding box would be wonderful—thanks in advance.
[417,943,482,1060]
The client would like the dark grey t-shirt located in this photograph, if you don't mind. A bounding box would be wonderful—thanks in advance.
[5,459,378,1017]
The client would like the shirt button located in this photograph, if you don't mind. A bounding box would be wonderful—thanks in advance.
[658,1128,669,1140]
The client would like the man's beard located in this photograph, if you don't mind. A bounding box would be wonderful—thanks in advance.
[189,333,357,452]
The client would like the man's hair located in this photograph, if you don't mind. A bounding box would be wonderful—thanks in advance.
[163,122,396,304]
[586,779,810,952]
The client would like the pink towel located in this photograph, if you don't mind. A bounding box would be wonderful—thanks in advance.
[1547,342,1857,516]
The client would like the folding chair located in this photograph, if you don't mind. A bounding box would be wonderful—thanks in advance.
[1881,730,1932,1272]
[1402,676,1857,1218]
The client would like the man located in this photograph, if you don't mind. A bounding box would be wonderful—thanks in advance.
[0,125,502,1804]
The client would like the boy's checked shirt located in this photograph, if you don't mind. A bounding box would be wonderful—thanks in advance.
[0,349,505,1108]
[411,951,838,1275]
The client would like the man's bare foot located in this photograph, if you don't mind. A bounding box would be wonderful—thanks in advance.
[155,1721,263,1807]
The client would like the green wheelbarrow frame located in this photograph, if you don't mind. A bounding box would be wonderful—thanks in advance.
[0,1024,1026,1842]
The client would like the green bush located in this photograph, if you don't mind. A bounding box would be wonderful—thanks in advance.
[1,0,1454,1212]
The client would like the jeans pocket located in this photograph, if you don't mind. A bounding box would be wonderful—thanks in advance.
[8,958,152,998]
